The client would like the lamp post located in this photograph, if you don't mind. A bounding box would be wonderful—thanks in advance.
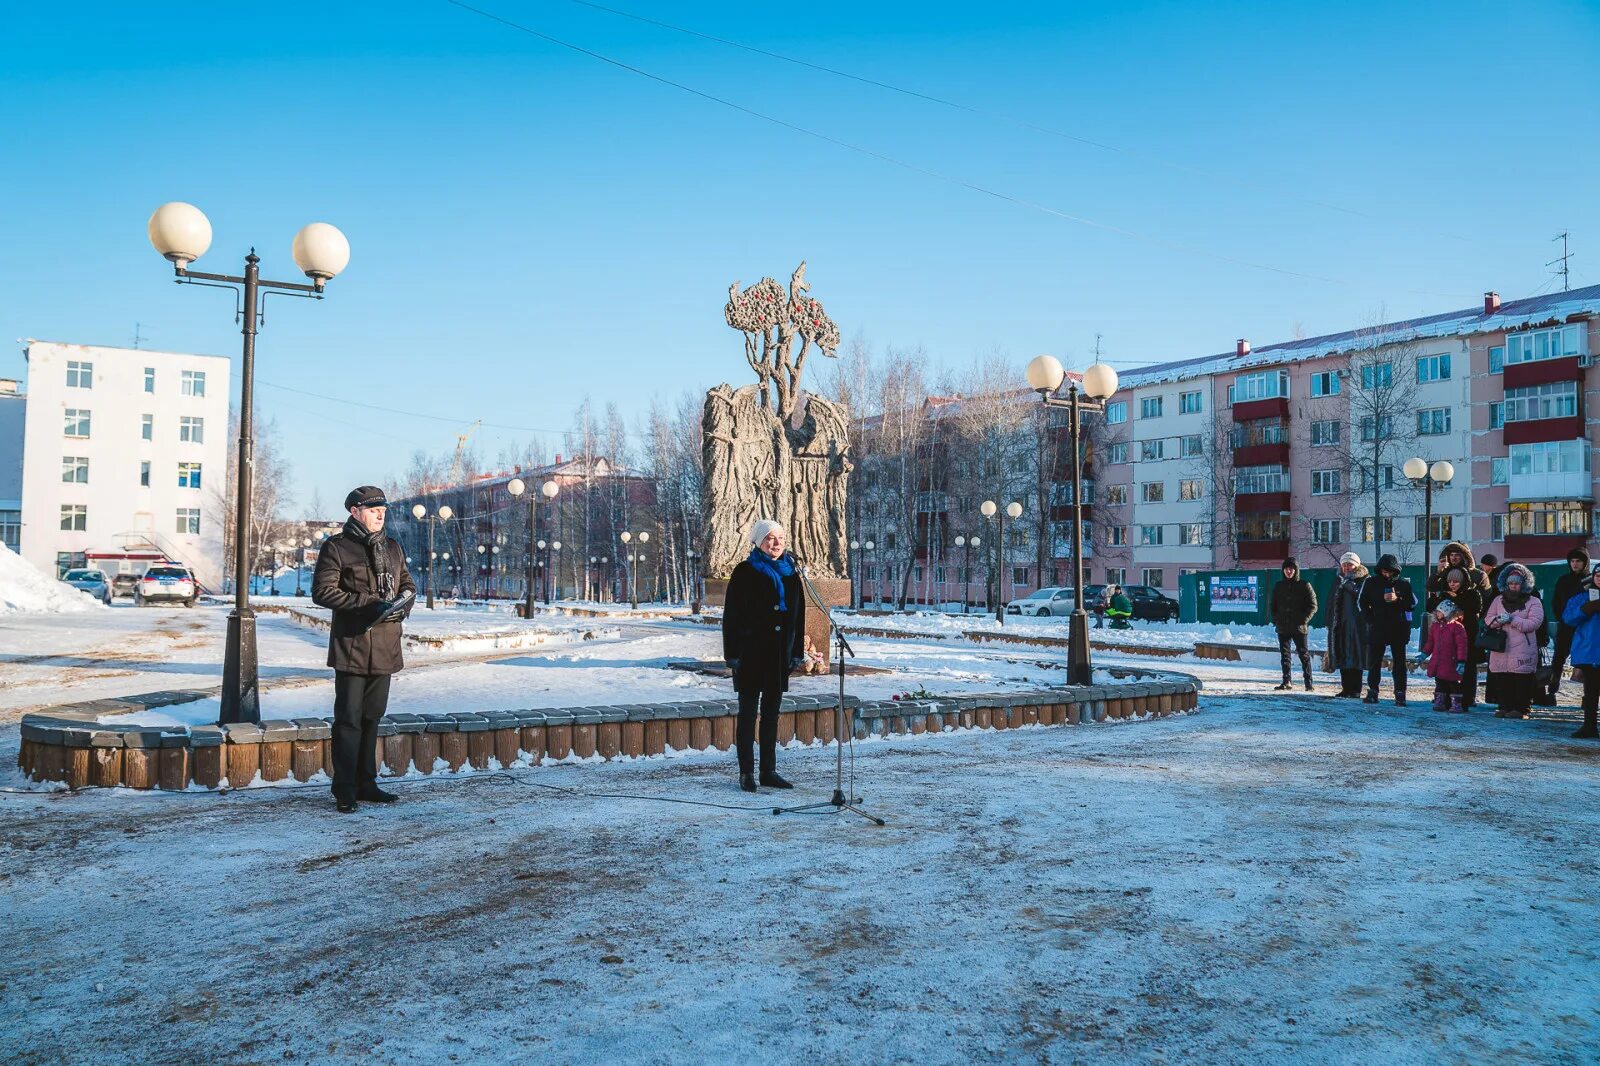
[981,500,1024,625]
[620,531,649,608]
[549,540,562,603]
[410,504,452,609]
[295,537,311,596]
[148,202,348,724]
[601,556,610,602]
[850,539,861,609]
[1025,353,1120,684]
[687,549,701,613]
[1404,456,1456,643]
[507,478,558,617]
[864,539,876,608]
[955,535,974,614]
[476,544,488,599]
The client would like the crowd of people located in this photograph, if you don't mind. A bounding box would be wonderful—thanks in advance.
[1271,541,1599,740]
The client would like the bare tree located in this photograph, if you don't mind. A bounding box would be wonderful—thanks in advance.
[1338,323,1424,560]
[216,412,294,593]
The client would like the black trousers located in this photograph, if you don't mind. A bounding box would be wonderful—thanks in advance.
[1580,666,1600,731]
[1366,636,1409,696]
[332,671,392,796]
[1549,627,1573,694]
[1462,660,1480,706]
[1497,672,1536,715]
[1339,668,1363,695]
[1277,631,1311,683]
[736,686,782,776]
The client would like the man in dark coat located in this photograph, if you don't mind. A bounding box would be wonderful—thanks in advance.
[1325,552,1369,697]
[1537,546,1590,703]
[1358,553,1415,706]
[1270,557,1317,691]
[312,485,416,813]
[722,519,806,793]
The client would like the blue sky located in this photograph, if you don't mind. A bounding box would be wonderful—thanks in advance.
[4,0,1597,513]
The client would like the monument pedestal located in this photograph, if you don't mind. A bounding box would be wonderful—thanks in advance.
[703,576,853,669]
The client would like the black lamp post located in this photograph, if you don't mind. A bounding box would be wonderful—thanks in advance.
[956,534,977,614]
[1404,456,1456,645]
[621,531,649,608]
[850,539,861,609]
[1026,354,1120,685]
[981,500,1023,625]
[148,202,348,725]
[410,504,453,609]
[507,477,558,617]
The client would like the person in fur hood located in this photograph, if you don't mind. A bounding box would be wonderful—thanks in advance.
[1483,562,1544,719]
[1324,552,1369,698]
[1426,541,1492,707]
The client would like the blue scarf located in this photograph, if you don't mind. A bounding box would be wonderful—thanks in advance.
[747,547,793,611]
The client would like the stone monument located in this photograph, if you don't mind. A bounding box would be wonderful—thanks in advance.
[703,262,853,664]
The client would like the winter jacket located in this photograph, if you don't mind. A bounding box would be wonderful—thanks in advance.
[1552,550,1591,637]
[1424,541,1492,610]
[1358,558,1415,644]
[1484,593,1543,675]
[1106,591,1133,628]
[1561,588,1600,667]
[1270,575,1317,635]
[1326,566,1370,670]
[1422,619,1468,682]
[311,529,417,676]
[1438,582,1487,665]
[722,555,806,694]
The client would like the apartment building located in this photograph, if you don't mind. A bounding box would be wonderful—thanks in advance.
[0,379,22,553]
[16,341,230,587]
[1097,284,1600,585]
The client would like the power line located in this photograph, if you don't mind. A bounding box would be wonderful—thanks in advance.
[563,0,1475,245]
[443,1,1458,296]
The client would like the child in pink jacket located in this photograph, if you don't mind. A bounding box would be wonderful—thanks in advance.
[1484,562,1545,719]
[1422,599,1469,713]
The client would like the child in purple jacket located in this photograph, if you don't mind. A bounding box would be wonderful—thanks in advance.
[1423,599,1470,714]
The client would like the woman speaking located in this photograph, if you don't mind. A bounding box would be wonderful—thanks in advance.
[722,519,807,792]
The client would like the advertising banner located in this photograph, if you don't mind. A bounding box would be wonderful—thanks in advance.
[1209,574,1258,613]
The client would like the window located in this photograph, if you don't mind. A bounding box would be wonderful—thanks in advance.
[885,532,897,550]
[1107,442,1129,465]
[1007,529,1027,549]
[1105,568,1126,586]
[178,462,202,489]
[1416,353,1452,383]
[1228,369,1289,404]
[141,414,153,441]
[1140,439,1165,462]
[1309,371,1341,397]
[1491,457,1508,486]
[60,504,87,531]
[1237,513,1286,541]
[1011,567,1028,586]
[1141,569,1164,588]
[181,370,206,397]
[1510,439,1590,477]
[1180,523,1204,545]
[63,409,90,438]
[66,360,93,388]
[1179,479,1203,501]
[1141,481,1165,503]
[1488,346,1504,374]
[1109,526,1126,547]
[1141,524,1164,546]
[913,566,924,583]
[1358,517,1395,543]
[56,551,87,577]
[1360,362,1394,389]
[1310,420,1341,447]
[1359,415,1394,442]
[61,456,88,483]
[1502,381,1578,423]
[1414,514,1453,541]
[175,508,201,536]
[1105,401,1128,425]
[140,461,151,488]
[1311,469,1341,495]
[1179,391,1203,414]
[179,416,204,443]
[1491,514,1506,541]
[1104,484,1128,505]
[1232,418,1286,448]
[0,509,18,553]
[1506,324,1586,365]
[1140,396,1164,419]
[1180,434,1204,458]
[1234,464,1289,495]
[1312,519,1343,544]
[1417,408,1451,436]
[1506,500,1591,537]
[864,564,877,580]
[1355,465,1396,493]
[1489,402,1504,430]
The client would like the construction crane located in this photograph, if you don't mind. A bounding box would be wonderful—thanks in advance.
[451,419,482,486]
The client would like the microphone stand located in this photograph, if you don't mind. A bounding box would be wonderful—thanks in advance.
[773,556,885,826]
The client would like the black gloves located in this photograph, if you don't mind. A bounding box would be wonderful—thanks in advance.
[361,589,415,632]
[1584,600,1600,616]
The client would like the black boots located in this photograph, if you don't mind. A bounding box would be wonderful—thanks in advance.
[740,773,758,793]
[1303,677,1314,691]
[335,794,358,813]
[1362,690,1379,704]
[1274,681,1292,691]
[759,772,794,790]
[358,784,398,804]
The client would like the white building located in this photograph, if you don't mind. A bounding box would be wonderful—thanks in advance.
[18,341,229,588]
[0,379,23,553]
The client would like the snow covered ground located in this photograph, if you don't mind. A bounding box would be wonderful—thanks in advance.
[839,609,1338,651]
[2,690,1595,1062]
[0,543,104,616]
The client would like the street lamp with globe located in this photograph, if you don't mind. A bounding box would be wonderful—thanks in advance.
[411,503,452,609]
[507,478,558,616]
[980,500,1024,625]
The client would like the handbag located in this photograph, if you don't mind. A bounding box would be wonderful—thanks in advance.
[1474,622,1507,653]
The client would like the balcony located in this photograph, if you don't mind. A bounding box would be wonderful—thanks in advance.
[1232,396,1289,422]
[1237,538,1290,561]
[1504,417,1584,445]
[1503,354,1583,390]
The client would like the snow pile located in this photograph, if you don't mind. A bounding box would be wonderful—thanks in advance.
[0,543,103,615]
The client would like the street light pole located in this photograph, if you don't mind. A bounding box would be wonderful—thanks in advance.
[149,203,349,724]
[1026,353,1120,685]
[507,478,558,617]
[1404,456,1456,644]
[981,500,1023,625]
[411,504,452,609]
[956,535,971,614]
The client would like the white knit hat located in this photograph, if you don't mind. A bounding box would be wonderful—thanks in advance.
[748,519,784,546]
[1339,551,1362,567]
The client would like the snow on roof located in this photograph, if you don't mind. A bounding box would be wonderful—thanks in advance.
[1118,283,1600,388]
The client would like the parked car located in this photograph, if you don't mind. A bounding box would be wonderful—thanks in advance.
[111,573,141,598]
[134,565,198,607]
[1006,585,1112,617]
[1121,584,1180,622]
[61,568,112,605]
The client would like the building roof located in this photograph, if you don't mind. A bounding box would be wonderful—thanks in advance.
[23,339,232,364]
[1119,283,1600,388]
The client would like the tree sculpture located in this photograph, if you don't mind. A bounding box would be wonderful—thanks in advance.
[705,261,850,581]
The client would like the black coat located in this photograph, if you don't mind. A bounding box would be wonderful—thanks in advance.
[1270,576,1317,635]
[1327,568,1369,670]
[722,555,806,695]
[1553,568,1589,636]
[1358,572,1415,643]
[312,530,416,675]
